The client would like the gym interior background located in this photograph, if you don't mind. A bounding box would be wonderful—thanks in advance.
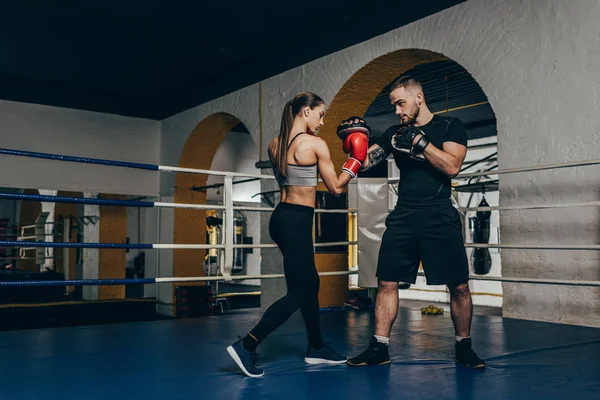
[0,0,598,331]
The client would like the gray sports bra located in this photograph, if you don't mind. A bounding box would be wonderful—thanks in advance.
[272,133,318,187]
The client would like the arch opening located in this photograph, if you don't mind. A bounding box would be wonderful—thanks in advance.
[173,113,262,309]
[319,48,500,306]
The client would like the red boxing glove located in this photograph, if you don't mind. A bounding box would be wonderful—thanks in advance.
[343,132,369,163]
[337,116,371,178]
[341,157,361,178]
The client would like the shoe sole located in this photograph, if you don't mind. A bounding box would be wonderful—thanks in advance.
[226,346,264,378]
[304,357,348,365]
[455,358,486,369]
[346,359,391,367]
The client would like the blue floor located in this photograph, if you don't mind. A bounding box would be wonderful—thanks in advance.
[1,303,599,400]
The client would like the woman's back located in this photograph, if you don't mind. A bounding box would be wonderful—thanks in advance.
[269,133,318,207]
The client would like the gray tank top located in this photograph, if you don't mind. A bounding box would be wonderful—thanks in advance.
[272,133,318,187]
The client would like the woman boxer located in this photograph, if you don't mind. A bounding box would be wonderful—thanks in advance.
[227,92,370,377]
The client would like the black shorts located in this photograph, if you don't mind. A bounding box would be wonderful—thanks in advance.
[376,205,469,285]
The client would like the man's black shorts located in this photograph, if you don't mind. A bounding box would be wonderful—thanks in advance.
[376,204,469,285]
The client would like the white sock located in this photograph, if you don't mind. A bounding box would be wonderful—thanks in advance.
[456,336,470,342]
[374,335,389,345]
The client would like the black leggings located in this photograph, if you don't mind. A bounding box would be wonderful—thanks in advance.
[249,202,323,348]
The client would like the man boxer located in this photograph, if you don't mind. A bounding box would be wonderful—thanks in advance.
[343,76,486,369]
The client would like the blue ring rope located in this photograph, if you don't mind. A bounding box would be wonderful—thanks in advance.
[0,278,156,287]
[0,148,159,171]
[0,241,153,249]
[0,192,154,208]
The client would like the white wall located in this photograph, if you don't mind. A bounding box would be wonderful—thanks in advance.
[82,196,99,300]
[0,1,595,325]
[458,137,502,306]
[0,99,160,301]
[159,0,600,326]
[155,203,174,315]
[160,88,261,197]
[123,202,160,299]
[126,206,141,269]
[239,208,262,285]
[141,204,159,299]
[206,131,262,286]
[38,190,57,272]
[206,130,262,203]
[0,100,160,196]
[158,88,264,314]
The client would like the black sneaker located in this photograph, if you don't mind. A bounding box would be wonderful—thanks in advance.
[304,343,348,365]
[347,337,391,367]
[455,338,486,369]
[227,338,264,378]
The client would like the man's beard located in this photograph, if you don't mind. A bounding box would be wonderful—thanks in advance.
[400,104,420,126]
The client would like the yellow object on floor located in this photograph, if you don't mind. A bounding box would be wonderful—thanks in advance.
[421,305,444,315]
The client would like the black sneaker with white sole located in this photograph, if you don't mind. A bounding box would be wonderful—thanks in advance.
[455,338,486,369]
[304,343,348,365]
[227,338,264,378]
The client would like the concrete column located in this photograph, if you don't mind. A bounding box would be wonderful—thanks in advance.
[82,192,99,300]
[38,190,57,272]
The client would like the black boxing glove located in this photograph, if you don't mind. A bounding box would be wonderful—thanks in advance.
[391,125,430,161]
[336,116,371,142]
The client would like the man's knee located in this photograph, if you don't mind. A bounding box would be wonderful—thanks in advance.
[378,279,399,293]
[449,282,470,298]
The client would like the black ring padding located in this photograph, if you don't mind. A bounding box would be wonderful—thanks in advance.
[337,116,371,137]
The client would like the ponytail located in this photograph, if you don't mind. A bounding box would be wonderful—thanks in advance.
[275,92,324,178]
[276,102,294,177]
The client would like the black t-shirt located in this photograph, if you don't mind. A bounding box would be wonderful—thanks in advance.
[376,115,468,207]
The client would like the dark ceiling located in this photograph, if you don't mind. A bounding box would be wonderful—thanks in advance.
[0,0,465,120]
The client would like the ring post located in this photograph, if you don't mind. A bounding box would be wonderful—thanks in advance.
[222,176,234,282]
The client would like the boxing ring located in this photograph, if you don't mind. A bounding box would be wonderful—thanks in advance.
[0,147,599,399]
